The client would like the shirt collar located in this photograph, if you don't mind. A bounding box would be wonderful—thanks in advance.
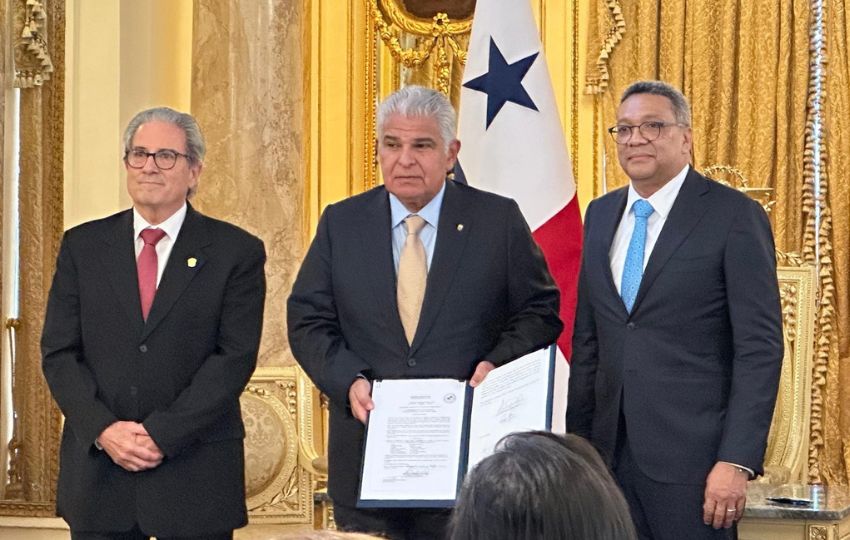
[389,181,446,229]
[626,164,689,219]
[133,203,187,241]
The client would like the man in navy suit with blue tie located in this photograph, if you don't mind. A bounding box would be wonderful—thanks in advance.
[566,81,783,539]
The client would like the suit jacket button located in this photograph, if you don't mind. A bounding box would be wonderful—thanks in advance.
[130,386,138,396]
[407,358,417,367]
[626,322,636,330]
[139,344,148,353]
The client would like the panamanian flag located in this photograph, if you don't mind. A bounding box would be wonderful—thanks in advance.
[456,0,583,431]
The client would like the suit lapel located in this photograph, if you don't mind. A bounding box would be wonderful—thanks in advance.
[595,189,628,310]
[631,170,710,313]
[141,205,210,341]
[99,210,145,334]
[410,181,470,353]
[358,189,409,350]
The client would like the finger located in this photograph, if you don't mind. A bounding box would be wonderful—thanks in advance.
[702,499,716,525]
[351,402,368,424]
[735,498,746,521]
[469,361,495,387]
[712,504,729,529]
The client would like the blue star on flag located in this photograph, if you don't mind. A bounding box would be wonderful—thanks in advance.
[462,38,539,129]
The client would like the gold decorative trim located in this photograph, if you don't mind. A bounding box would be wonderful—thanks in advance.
[585,0,624,95]
[380,0,472,34]
[806,523,833,540]
[12,0,54,88]
[3,0,65,516]
[702,165,776,214]
[800,5,831,484]
[570,0,579,185]
[593,95,600,195]
[367,0,469,94]
[242,367,314,524]
[363,6,379,191]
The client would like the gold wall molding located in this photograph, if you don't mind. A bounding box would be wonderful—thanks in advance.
[12,0,54,88]
[0,0,64,517]
[242,368,316,524]
[368,0,470,94]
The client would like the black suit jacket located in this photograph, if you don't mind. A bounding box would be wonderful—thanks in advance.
[287,180,562,506]
[566,168,783,484]
[41,205,266,535]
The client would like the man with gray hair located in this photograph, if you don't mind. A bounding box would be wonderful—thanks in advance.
[567,80,782,539]
[42,107,266,539]
[288,85,562,538]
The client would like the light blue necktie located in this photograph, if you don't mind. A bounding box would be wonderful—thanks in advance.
[620,199,655,313]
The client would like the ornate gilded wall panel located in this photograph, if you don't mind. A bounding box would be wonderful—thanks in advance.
[242,368,318,524]
[0,0,64,516]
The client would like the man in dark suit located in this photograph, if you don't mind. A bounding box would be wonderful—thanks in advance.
[287,85,562,539]
[41,107,266,539]
[566,80,783,540]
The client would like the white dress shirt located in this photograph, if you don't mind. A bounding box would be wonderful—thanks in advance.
[609,165,689,292]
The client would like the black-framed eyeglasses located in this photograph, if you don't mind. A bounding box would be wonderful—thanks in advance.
[124,148,191,170]
[607,121,688,144]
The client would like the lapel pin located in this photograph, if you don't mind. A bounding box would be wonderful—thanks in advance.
[457,224,464,231]
[187,257,197,268]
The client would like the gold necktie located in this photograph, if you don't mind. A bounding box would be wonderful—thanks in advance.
[397,215,427,344]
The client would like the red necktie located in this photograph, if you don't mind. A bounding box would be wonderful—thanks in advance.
[137,228,167,321]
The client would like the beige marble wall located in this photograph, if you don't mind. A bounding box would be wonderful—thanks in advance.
[191,0,306,368]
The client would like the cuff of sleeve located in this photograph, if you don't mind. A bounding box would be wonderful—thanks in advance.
[721,461,755,479]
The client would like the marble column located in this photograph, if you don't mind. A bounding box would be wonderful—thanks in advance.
[192,0,307,368]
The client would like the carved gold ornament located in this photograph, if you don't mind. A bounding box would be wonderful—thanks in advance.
[368,0,471,94]
[13,0,54,88]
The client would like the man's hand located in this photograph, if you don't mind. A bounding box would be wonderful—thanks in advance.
[97,421,164,472]
[703,462,749,529]
[469,360,496,387]
[349,378,374,424]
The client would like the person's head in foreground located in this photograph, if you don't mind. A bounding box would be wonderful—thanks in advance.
[449,431,638,540]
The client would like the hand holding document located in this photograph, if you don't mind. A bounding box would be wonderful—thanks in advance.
[358,346,556,507]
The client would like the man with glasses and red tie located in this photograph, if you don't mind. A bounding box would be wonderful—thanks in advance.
[41,107,266,539]
[566,80,783,540]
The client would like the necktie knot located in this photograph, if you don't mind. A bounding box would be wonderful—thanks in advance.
[632,199,654,220]
[140,228,167,246]
[404,215,426,236]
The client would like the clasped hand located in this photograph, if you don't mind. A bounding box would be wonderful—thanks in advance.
[97,421,164,472]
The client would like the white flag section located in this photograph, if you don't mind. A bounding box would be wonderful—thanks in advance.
[457,0,583,433]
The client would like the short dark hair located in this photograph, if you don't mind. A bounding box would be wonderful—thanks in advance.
[621,80,692,126]
[449,431,638,540]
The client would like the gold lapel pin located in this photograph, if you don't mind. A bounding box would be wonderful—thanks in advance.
[187,257,197,268]
[457,224,464,231]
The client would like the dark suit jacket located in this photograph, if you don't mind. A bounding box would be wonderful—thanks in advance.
[566,168,783,484]
[41,204,266,535]
[287,180,562,506]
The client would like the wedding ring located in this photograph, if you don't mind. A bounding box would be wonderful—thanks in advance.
[726,508,736,513]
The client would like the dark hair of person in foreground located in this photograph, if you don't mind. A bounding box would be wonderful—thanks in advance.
[449,431,638,540]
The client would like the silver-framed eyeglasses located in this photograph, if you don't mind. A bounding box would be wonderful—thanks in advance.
[125,148,190,170]
[607,121,688,144]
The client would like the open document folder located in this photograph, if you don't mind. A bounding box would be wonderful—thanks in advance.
[357,345,556,508]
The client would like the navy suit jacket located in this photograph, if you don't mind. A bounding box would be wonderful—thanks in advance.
[42,204,266,535]
[287,180,562,505]
[566,168,783,484]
